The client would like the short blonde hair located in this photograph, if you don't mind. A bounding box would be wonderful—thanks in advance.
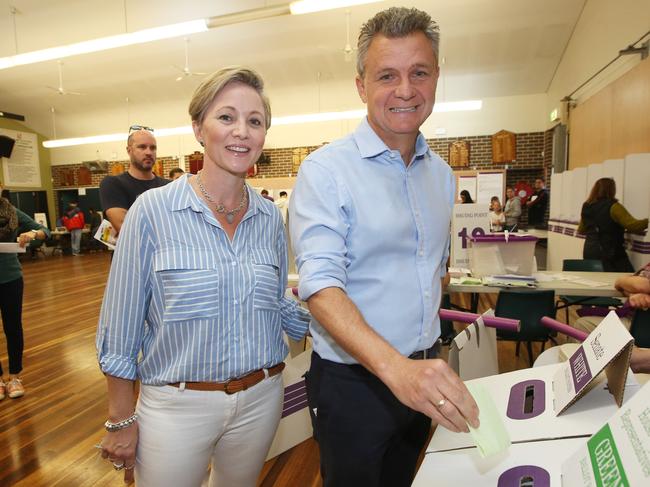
[188,66,271,129]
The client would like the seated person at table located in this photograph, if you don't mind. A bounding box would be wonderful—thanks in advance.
[572,262,650,336]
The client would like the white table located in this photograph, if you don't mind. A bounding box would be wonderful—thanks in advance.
[448,271,626,297]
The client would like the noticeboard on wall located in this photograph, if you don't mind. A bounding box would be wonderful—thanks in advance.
[0,128,42,188]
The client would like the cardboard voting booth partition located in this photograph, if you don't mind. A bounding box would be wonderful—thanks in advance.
[265,349,312,460]
[428,312,636,453]
[441,309,520,381]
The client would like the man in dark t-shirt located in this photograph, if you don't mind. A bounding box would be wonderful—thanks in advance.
[99,129,168,235]
[526,178,549,227]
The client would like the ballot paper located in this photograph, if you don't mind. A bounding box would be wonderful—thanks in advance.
[0,242,26,253]
[94,219,116,250]
[466,382,511,457]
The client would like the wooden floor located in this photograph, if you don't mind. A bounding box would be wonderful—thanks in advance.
[0,252,570,486]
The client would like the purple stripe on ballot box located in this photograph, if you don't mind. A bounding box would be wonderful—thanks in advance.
[282,399,309,418]
[497,466,550,487]
[285,380,306,395]
[569,346,592,393]
[471,234,538,242]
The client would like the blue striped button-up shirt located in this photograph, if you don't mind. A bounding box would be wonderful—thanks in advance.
[96,176,310,385]
[289,118,455,364]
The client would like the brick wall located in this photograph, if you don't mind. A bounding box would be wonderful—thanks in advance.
[51,156,182,188]
[51,131,551,221]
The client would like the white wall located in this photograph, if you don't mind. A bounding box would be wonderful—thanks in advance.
[545,0,650,127]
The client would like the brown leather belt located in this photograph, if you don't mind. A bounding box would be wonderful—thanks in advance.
[169,363,285,394]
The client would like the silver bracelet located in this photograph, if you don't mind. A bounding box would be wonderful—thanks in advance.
[104,413,138,432]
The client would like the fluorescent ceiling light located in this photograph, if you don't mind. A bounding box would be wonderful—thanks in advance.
[290,0,383,15]
[0,20,208,70]
[43,133,128,148]
[42,101,482,149]
[1,1,383,70]
[433,100,482,112]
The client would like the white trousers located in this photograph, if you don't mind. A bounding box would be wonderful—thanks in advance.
[134,374,283,487]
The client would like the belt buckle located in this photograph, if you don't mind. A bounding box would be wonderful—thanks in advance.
[223,378,245,395]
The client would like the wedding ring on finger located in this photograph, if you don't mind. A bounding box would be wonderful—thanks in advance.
[435,398,446,408]
[112,461,125,471]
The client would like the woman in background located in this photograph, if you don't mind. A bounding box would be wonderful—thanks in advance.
[459,190,473,204]
[0,195,50,400]
[578,178,648,272]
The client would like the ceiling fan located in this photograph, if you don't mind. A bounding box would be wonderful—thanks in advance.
[46,60,83,96]
[173,37,207,81]
[341,10,356,63]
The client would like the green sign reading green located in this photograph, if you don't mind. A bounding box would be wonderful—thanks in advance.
[588,424,629,487]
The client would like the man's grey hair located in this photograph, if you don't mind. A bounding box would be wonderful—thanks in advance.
[356,7,440,78]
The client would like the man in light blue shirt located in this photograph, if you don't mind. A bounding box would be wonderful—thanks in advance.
[290,7,479,487]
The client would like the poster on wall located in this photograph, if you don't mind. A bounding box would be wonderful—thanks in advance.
[476,172,503,204]
[0,128,41,188]
[450,203,490,269]
[457,176,477,203]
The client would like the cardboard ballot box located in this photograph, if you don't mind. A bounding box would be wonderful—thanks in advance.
[415,383,650,486]
[469,233,537,277]
[415,437,584,487]
[429,312,637,453]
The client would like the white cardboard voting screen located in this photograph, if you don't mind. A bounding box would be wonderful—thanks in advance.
[448,311,499,381]
[552,312,633,414]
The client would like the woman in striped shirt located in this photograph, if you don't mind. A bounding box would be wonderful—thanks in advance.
[96,67,310,487]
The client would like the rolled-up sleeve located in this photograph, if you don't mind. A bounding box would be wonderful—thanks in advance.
[96,198,154,380]
[275,211,310,340]
[289,160,350,301]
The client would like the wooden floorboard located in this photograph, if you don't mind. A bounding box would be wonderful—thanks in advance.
[0,252,571,486]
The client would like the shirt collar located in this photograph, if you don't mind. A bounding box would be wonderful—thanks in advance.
[169,174,272,217]
[353,117,431,161]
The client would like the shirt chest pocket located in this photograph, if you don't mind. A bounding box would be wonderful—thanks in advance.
[251,247,280,310]
[154,250,220,323]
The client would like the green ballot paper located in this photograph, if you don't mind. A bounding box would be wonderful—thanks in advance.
[465,382,511,457]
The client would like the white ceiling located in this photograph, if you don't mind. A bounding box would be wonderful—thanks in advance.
[0,0,586,140]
